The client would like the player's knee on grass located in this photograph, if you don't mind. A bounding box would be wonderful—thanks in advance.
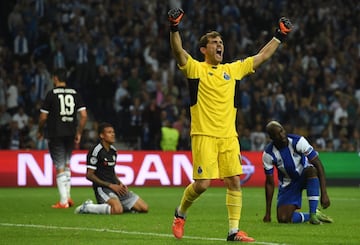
[111,205,124,214]
[135,199,149,213]
[108,199,124,214]
[277,209,293,223]
[277,214,293,223]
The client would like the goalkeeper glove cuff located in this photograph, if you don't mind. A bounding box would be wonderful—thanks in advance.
[170,25,179,33]
[274,29,287,43]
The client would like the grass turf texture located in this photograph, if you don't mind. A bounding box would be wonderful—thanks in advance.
[0,187,359,244]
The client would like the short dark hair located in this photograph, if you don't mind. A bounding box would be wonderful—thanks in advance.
[53,68,67,82]
[198,31,222,48]
[98,122,113,135]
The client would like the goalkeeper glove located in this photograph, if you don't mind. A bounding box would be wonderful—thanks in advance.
[168,8,184,32]
[274,17,292,43]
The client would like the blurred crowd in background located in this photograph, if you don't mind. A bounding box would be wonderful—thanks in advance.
[0,0,360,152]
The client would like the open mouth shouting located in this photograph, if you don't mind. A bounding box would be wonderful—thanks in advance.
[215,47,223,60]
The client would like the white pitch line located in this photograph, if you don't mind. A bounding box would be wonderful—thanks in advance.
[0,223,289,245]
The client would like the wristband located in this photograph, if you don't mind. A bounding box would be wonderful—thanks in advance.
[273,37,281,43]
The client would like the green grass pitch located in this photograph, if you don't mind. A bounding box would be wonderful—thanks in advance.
[0,186,359,244]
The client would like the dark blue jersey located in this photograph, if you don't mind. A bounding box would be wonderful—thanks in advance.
[86,142,119,187]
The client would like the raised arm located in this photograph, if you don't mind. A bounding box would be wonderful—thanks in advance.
[253,17,292,69]
[168,8,189,66]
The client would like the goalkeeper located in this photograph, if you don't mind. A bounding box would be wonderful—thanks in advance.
[168,8,292,242]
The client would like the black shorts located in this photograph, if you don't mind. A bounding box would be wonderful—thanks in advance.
[48,136,75,170]
[94,186,139,211]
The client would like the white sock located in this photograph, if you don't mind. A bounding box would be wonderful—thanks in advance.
[56,173,68,204]
[85,204,111,214]
[65,167,71,198]
[229,228,238,235]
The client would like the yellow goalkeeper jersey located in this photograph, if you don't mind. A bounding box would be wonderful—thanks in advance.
[179,55,254,138]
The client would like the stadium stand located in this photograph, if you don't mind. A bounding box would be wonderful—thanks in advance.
[0,0,359,152]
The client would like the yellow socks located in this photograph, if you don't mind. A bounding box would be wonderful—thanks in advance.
[178,183,200,215]
[178,184,243,233]
[226,189,242,232]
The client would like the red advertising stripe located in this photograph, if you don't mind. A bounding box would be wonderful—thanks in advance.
[0,150,271,187]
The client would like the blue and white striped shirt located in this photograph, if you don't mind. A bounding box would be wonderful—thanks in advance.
[262,134,318,188]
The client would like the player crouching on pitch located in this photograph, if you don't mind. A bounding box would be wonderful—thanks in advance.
[75,122,148,215]
[262,121,333,225]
